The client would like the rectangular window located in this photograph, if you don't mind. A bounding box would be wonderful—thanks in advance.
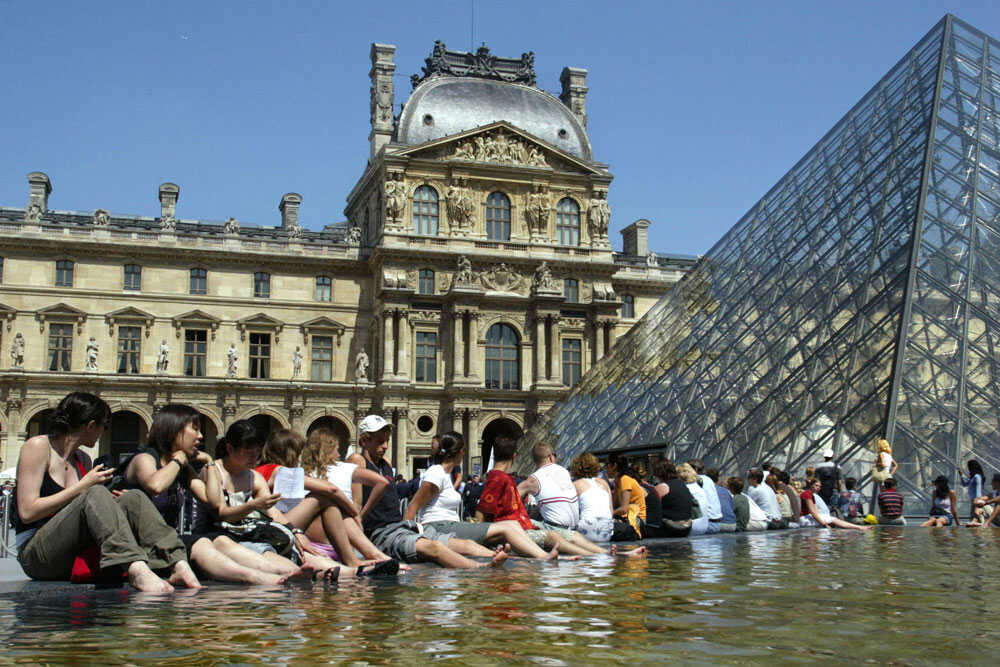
[124,264,142,291]
[184,329,207,377]
[190,268,207,295]
[418,269,435,295]
[310,335,333,381]
[117,326,141,374]
[48,323,73,371]
[315,276,332,302]
[564,279,579,303]
[55,260,74,287]
[249,333,270,378]
[254,272,270,298]
[562,338,582,386]
[415,331,437,382]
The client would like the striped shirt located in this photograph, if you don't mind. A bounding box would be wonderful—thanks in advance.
[878,490,904,517]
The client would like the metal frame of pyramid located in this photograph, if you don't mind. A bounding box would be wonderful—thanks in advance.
[519,15,1000,515]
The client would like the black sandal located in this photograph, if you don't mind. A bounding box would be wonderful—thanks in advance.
[313,567,341,585]
[358,559,399,577]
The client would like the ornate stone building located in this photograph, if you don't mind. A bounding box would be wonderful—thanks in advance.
[0,42,695,476]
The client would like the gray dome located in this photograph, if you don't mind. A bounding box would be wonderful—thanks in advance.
[396,78,592,160]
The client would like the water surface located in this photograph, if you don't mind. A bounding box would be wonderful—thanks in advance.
[2,529,998,663]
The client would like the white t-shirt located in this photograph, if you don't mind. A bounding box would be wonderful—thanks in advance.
[417,464,462,524]
[325,462,357,502]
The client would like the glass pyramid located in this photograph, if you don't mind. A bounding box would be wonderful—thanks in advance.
[520,15,1000,514]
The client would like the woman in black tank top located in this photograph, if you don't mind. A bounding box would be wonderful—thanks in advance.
[652,459,694,538]
[13,392,199,591]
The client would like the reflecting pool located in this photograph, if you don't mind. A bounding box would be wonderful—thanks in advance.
[2,529,998,663]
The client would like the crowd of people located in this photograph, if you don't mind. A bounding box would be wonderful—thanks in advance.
[9,392,998,591]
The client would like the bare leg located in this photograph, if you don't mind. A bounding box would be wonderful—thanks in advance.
[446,537,496,557]
[167,560,202,589]
[343,518,392,561]
[485,521,554,559]
[212,536,297,575]
[284,496,361,566]
[415,537,502,569]
[190,537,286,585]
[127,561,174,593]
[829,518,871,531]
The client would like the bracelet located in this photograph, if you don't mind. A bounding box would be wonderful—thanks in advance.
[291,528,305,536]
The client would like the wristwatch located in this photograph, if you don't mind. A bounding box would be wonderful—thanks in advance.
[291,528,305,536]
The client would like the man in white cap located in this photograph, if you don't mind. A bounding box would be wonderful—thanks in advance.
[346,415,507,569]
[814,448,843,509]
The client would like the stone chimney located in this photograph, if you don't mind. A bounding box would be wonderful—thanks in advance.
[369,43,396,159]
[27,171,52,217]
[158,183,179,222]
[621,219,651,257]
[279,193,302,229]
[560,67,589,128]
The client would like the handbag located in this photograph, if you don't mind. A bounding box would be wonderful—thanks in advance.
[220,519,295,557]
[872,467,889,483]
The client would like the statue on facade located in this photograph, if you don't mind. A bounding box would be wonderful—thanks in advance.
[452,255,477,288]
[646,251,658,266]
[347,225,362,245]
[85,337,100,372]
[224,217,240,234]
[445,182,474,235]
[292,346,303,379]
[587,192,611,242]
[160,215,177,231]
[384,175,407,221]
[25,203,43,223]
[9,333,24,369]
[532,261,558,293]
[226,343,239,378]
[355,349,370,381]
[525,185,550,239]
[93,209,110,227]
[156,339,170,373]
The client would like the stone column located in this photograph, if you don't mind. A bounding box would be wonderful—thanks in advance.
[551,316,562,385]
[381,311,395,381]
[393,408,408,474]
[453,310,465,379]
[369,43,396,159]
[288,406,304,432]
[3,399,23,471]
[397,309,410,380]
[595,320,606,362]
[462,409,472,472]
[467,312,481,379]
[533,315,545,384]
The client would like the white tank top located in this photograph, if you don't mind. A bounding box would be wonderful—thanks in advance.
[531,463,580,528]
[578,478,612,522]
[325,462,357,502]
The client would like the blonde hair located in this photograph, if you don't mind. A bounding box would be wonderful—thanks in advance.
[677,463,699,484]
[262,429,306,468]
[876,438,892,454]
[301,427,341,477]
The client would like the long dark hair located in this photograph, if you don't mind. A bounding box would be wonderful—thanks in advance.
[933,475,950,499]
[968,459,985,480]
[223,420,263,454]
[431,431,464,465]
[147,404,201,457]
[47,392,110,438]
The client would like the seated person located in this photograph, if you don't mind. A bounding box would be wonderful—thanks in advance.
[567,452,616,546]
[727,477,768,532]
[678,463,711,536]
[404,432,556,560]
[14,392,197,592]
[706,468,738,532]
[653,459,694,537]
[836,477,866,524]
[606,454,647,539]
[800,478,869,531]
[767,473,794,525]
[922,475,960,527]
[876,478,906,525]
[747,469,785,529]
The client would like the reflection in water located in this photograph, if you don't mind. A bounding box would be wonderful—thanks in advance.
[2,531,999,662]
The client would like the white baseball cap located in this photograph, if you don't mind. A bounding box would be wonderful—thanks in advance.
[822,448,834,458]
[359,414,391,435]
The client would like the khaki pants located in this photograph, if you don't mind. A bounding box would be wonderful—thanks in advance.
[19,486,186,580]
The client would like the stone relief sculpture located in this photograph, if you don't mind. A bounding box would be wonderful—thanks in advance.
[347,225,362,245]
[532,261,558,293]
[93,209,110,227]
[384,175,407,221]
[85,337,100,371]
[646,252,658,266]
[447,129,549,168]
[285,223,302,239]
[292,346,303,379]
[525,185,551,239]
[224,217,240,234]
[588,192,611,243]
[226,343,239,378]
[371,81,393,124]
[481,263,525,293]
[592,282,617,301]
[160,215,177,231]
[156,339,170,373]
[25,203,43,223]
[445,181,475,235]
[452,255,478,288]
[355,349,370,381]
[9,333,24,369]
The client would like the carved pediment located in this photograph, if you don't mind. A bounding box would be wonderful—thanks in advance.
[172,309,221,339]
[301,316,346,346]
[397,122,601,175]
[105,307,155,337]
[237,313,284,342]
[36,303,87,333]
[481,263,527,294]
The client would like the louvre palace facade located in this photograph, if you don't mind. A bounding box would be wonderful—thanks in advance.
[0,42,694,475]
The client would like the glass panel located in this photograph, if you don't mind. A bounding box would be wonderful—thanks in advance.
[48,323,72,371]
[311,336,333,381]
[315,276,331,302]
[254,273,270,299]
[190,268,207,295]
[556,198,580,246]
[415,331,437,382]
[486,192,511,241]
[184,329,207,377]
[124,264,141,291]
[413,186,439,236]
[249,333,270,379]
[117,326,141,374]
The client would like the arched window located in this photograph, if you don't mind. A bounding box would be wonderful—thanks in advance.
[556,198,580,246]
[486,192,511,241]
[621,294,635,319]
[413,185,439,236]
[485,323,520,390]
[418,269,435,295]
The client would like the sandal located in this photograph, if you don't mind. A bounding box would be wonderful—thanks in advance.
[313,567,341,585]
[358,559,400,577]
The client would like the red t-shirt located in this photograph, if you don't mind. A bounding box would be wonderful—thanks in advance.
[799,489,815,517]
[255,463,280,484]
[476,469,534,531]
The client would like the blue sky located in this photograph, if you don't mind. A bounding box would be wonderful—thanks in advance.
[3,1,999,257]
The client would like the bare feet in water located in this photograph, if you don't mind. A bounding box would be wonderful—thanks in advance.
[167,560,203,589]
[278,562,317,584]
[128,562,174,593]
[488,544,511,568]
[622,546,648,557]
[543,546,559,561]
